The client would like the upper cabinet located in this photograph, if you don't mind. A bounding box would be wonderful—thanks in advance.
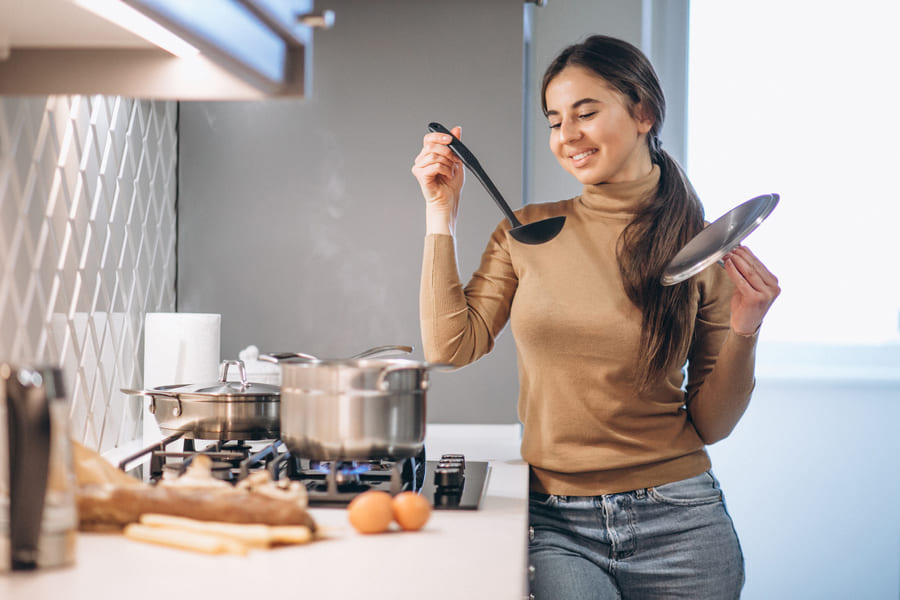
[0,0,334,100]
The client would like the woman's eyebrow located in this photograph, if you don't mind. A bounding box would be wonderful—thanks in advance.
[546,98,600,117]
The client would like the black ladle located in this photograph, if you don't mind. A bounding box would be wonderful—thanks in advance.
[428,122,565,245]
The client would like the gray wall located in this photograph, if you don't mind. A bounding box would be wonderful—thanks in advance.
[178,0,525,423]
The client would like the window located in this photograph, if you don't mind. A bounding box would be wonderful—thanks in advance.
[687,1,900,359]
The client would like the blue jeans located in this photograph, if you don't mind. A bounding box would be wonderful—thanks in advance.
[528,470,744,599]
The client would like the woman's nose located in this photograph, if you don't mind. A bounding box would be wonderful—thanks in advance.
[559,118,581,143]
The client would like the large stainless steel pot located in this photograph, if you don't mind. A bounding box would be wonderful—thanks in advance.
[277,358,448,461]
[121,360,280,440]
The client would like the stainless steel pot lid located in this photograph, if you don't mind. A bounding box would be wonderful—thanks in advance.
[660,193,779,286]
[151,380,281,398]
[122,360,281,400]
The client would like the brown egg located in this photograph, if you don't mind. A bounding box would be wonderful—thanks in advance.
[391,491,432,531]
[347,490,394,534]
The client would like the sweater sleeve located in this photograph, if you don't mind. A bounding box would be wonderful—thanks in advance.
[684,266,759,444]
[419,227,517,367]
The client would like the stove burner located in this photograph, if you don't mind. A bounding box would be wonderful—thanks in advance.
[310,461,373,486]
[118,434,489,509]
[161,458,236,481]
[290,456,418,504]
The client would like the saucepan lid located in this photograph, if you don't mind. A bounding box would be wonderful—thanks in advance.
[121,360,281,400]
[660,193,779,286]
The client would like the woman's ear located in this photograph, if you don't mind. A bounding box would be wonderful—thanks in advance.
[635,103,655,135]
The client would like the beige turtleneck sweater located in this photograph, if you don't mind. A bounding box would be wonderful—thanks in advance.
[420,165,758,495]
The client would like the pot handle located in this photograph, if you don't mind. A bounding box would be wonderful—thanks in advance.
[258,352,319,363]
[375,362,455,392]
[348,345,414,359]
[119,388,182,416]
[260,345,413,363]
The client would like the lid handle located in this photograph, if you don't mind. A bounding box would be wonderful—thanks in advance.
[219,359,249,387]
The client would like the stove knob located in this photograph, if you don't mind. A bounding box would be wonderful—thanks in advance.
[439,453,466,475]
[438,460,465,476]
[441,453,466,466]
[433,490,462,507]
[434,466,464,489]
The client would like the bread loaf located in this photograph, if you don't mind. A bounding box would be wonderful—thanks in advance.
[77,484,317,532]
[74,442,316,533]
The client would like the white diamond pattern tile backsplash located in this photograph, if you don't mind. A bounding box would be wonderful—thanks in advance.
[0,96,177,453]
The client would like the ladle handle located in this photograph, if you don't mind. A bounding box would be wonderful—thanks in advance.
[347,345,414,359]
[427,122,522,228]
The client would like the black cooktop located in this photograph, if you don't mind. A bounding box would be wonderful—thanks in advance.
[292,454,490,510]
[120,434,491,511]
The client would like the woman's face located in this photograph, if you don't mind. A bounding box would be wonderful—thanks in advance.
[544,66,654,185]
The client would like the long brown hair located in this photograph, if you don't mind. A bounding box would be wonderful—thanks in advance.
[540,35,705,390]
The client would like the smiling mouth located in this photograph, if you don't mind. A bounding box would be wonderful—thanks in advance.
[570,149,597,162]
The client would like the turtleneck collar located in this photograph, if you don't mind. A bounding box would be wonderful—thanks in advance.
[578,164,661,217]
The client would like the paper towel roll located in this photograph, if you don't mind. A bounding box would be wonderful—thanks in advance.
[144,313,221,388]
[143,313,221,443]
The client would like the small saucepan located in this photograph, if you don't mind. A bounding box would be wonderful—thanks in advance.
[121,360,281,440]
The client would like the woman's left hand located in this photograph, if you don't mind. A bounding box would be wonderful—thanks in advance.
[722,246,780,336]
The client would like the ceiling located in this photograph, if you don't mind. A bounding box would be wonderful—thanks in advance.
[0,0,154,51]
[0,0,311,99]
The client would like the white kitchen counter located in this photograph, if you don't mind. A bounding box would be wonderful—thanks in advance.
[1,425,529,600]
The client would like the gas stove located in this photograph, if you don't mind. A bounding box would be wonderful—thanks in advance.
[118,433,490,510]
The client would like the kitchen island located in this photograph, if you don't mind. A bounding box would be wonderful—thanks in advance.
[1,425,529,600]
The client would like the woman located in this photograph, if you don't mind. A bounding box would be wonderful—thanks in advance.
[411,35,779,599]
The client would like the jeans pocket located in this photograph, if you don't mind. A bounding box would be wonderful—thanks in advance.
[528,491,560,508]
[647,471,723,506]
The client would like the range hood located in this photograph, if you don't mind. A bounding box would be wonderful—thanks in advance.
[0,0,334,100]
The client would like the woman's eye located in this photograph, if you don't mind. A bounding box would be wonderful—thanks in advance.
[578,111,597,120]
[548,122,561,130]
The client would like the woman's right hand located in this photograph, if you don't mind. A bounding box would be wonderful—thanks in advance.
[411,126,464,236]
